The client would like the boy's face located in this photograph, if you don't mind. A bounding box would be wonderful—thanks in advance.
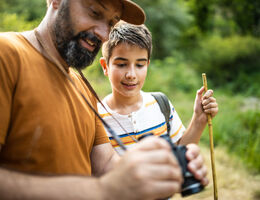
[101,42,149,98]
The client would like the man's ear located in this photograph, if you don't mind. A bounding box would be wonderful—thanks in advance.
[100,57,108,76]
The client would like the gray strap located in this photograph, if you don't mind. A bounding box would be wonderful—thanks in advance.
[151,92,171,134]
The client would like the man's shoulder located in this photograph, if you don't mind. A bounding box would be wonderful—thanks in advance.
[0,32,25,57]
[0,32,21,46]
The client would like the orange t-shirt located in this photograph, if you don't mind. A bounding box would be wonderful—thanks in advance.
[0,32,109,175]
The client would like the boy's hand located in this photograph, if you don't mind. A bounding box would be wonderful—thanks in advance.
[186,144,209,186]
[193,86,218,124]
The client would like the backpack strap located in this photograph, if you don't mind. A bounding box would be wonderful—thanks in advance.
[151,92,171,135]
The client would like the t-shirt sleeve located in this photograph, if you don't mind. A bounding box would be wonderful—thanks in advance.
[94,102,110,146]
[168,100,186,143]
[0,36,19,145]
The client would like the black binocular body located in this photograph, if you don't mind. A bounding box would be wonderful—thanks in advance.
[138,133,204,197]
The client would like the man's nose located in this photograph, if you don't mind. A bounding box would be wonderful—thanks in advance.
[94,22,110,43]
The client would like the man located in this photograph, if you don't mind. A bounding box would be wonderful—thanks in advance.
[0,0,208,199]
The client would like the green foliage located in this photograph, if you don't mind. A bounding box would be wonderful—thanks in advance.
[187,0,215,32]
[191,35,260,96]
[137,0,193,59]
[83,53,111,99]
[0,13,39,32]
[0,0,46,21]
[143,53,200,94]
[201,94,260,172]
[186,0,260,37]
[217,0,260,37]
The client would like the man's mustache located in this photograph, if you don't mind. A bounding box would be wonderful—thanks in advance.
[74,31,102,49]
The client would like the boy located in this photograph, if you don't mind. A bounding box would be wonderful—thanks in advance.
[98,22,218,154]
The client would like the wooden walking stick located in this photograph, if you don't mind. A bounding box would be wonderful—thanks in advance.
[202,73,218,200]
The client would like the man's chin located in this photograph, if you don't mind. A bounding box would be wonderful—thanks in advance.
[65,54,95,69]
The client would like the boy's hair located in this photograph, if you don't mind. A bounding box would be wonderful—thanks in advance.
[102,21,152,63]
[46,0,51,7]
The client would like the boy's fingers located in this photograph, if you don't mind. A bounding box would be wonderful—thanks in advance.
[201,176,209,186]
[202,89,213,100]
[202,97,216,105]
[196,86,205,97]
[203,102,218,110]
[204,107,219,116]
[185,144,200,161]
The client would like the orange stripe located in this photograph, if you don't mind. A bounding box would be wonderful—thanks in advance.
[153,125,167,136]
[170,124,183,138]
[111,124,183,147]
[100,113,112,118]
[145,100,157,107]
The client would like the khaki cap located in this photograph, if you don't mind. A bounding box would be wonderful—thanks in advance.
[120,0,146,25]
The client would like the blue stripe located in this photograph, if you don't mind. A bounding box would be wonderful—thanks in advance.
[109,114,173,140]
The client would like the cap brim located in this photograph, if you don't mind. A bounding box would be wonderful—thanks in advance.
[121,0,146,25]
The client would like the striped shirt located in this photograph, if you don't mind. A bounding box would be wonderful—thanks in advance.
[98,91,185,155]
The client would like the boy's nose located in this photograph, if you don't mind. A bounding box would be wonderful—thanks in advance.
[125,67,136,80]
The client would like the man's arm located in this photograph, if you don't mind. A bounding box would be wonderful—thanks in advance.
[0,144,105,199]
[0,138,182,200]
[91,143,120,176]
[0,137,207,200]
[0,167,104,200]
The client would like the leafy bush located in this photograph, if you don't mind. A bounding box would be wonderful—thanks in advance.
[0,13,39,32]
[143,54,201,94]
[138,0,193,59]
[0,0,46,21]
[191,35,260,96]
[201,94,260,172]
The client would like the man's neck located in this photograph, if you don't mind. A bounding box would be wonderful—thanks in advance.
[107,92,143,115]
[21,8,69,71]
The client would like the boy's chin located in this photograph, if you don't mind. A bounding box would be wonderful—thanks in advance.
[120,91,142,98]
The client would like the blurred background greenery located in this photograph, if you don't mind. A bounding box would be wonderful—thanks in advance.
[1,0,259,174]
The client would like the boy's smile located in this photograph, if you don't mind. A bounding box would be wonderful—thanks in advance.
[101,42,149,99]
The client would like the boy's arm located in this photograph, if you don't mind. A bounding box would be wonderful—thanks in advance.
[178,87,218,145]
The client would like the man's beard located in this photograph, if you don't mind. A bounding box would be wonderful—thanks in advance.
[52,1,102,69]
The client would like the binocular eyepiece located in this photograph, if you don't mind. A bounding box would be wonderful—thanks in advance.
[138,133,204,197]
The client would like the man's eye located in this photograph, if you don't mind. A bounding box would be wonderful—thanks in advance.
[90,8,100,17]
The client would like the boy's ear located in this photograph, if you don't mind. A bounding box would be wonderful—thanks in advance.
[147,60,150,67]
[100,57,108,76]
[52,0,61,9]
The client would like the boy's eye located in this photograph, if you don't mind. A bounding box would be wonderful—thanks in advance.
[116,63,127,67]
[136,64,145,68]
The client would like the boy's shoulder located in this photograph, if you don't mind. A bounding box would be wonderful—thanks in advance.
[97,94,111,114]
[142,91,169,103]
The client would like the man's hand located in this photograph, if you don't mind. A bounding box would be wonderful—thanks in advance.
[186,144,209,186]
[194,86,218,124]
[100,136,183,200]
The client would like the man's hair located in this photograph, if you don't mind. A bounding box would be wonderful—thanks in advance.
[102,21,152,63]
